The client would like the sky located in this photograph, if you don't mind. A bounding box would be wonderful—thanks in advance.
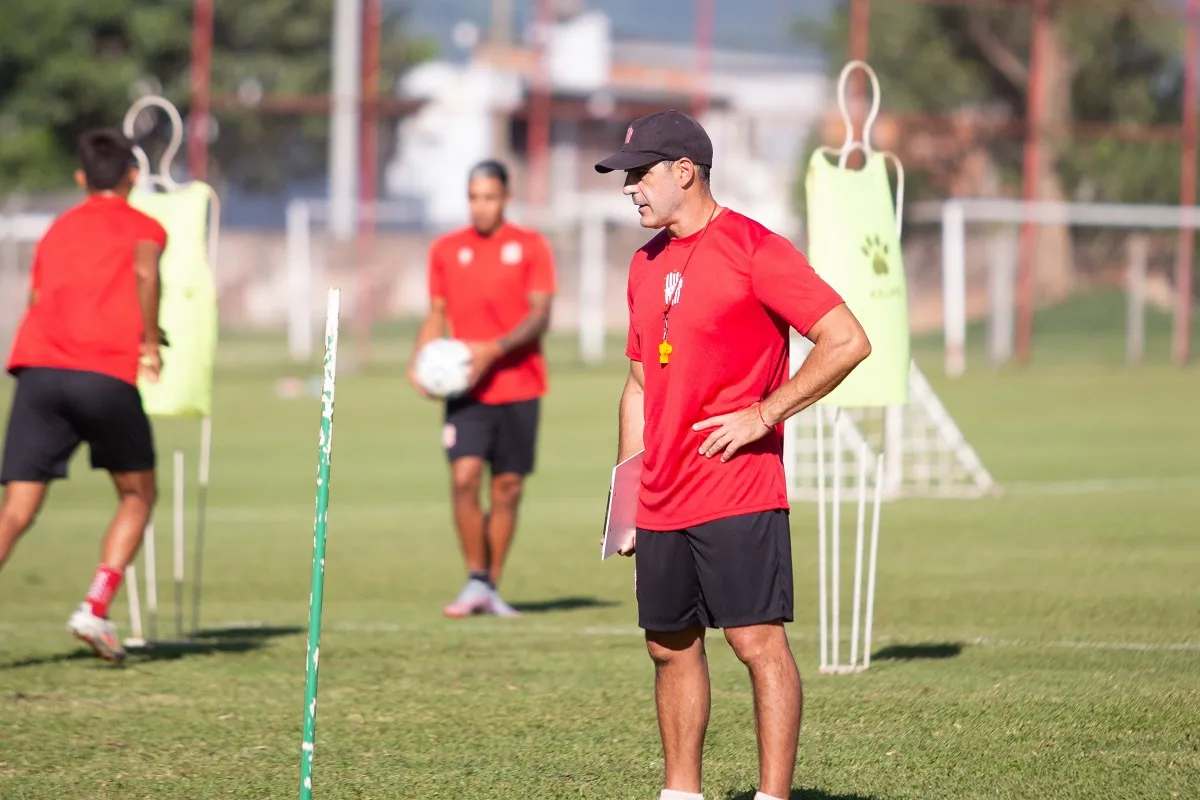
[395,0,838,60]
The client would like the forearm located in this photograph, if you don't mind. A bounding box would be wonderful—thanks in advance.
[497,308,550,356]
[137,276,161,346]
[759,338,867,426]
[411,312,446,358]
[617,380,645,462]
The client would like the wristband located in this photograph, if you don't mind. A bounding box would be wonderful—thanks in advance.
[754,402,772,429]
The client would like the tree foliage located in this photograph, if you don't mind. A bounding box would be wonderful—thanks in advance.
[0,0,435,193]
[799,1,1185,205]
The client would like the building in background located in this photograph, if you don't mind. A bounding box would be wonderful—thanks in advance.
[385,7,828,238]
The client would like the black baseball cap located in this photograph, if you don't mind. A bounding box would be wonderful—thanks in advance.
[594,109,713,174]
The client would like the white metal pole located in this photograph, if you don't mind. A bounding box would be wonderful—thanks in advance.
[849,441,868,669]
[173,450,185,641]
[191,416,213,636]
[815,405,829,672]
[1127,234,1148,365]
[286,200,314,362]
[942,200,967,377]
[831,410,842,669]
[329,0,362,241]
[863,453,885,670]
[125,564,144,646]
[883,404,903,498]
[579,214,606,364]
[988,225,1017,367]
[144,522,158,642]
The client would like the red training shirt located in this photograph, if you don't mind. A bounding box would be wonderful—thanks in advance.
[626,209,844,531]
[428,222,557,405]
[7,195,168,387]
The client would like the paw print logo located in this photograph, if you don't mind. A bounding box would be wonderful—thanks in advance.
[862,235,889,276]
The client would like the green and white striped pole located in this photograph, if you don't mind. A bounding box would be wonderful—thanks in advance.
[299,288,341,800]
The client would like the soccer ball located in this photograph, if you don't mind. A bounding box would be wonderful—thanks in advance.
[414,338,472,399]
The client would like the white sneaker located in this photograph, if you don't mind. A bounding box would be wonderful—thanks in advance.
[442,579,493,618]
[66,603,126,663]
[487,588,522,618]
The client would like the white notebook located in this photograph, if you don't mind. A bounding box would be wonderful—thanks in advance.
[601,450,644,560]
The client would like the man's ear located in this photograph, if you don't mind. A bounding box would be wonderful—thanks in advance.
[676,159,696,188]
[74,169,87,190]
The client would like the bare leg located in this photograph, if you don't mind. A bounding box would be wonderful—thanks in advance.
[725,622,803,799]
[647,628,710,794]
[0,481,49,572]
[485,473,523,586]
[103,471,157,570]
[449,457,487,574]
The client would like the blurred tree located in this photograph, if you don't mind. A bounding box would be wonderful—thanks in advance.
[796,1,1183,296]
[0,0,435,193]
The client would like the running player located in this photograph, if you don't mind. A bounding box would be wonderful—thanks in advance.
[407,160,557,618]
[0,128,166,663]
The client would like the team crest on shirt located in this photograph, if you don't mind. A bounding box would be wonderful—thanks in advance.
[458,247,473,266]
[500,240,523,265]
[664,271,684,306]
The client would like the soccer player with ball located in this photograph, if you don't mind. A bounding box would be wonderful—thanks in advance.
[408,160,557,618]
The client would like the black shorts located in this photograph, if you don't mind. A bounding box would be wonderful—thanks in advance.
[443,396,540,476]
[635,509,794,632]
[0,367,156,485]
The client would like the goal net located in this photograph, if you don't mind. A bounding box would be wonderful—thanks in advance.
[784,336,996,501]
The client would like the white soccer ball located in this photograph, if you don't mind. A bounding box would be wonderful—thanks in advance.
[414,338,472,399]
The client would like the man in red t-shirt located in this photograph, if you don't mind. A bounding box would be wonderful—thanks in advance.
[407,160,557,618]
[596,111,871,800]
[0,129,166,664]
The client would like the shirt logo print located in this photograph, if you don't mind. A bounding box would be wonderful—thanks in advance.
[457,247,473,266]
[500,241,523,265]
[664,271,684,306]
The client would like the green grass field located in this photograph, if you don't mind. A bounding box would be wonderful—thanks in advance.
[1,292,1198,799]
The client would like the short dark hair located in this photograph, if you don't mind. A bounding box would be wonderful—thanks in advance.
[78,128,136,191]
[468,159,510,190]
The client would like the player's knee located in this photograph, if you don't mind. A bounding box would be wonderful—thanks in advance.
[0,499,38,534]
[0,484,46,534]
[724,623,787,666]
[645,629,704,666]
[490,474,523,508]
[116,475,157,511]
[450,469,482,505]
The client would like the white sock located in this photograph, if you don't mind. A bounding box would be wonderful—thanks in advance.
[754,793,786,800]
[659,791,703,800]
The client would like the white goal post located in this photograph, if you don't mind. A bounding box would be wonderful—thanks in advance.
[913,198,1200,377]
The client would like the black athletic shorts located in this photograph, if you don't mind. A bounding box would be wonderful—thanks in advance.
[0,367,156,485]
[634,509,794,632]
[442,396,540,476]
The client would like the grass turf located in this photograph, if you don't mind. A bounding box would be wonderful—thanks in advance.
[0,291,1198,799]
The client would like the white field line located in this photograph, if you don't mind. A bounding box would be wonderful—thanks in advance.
[1002,474,1200,496]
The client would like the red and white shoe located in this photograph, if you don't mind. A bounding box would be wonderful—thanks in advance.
[66,603,127,663]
